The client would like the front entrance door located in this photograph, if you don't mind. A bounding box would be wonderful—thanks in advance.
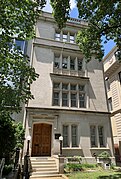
[32,123,52,156]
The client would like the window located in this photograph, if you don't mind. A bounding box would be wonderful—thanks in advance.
[71,93,77,107]
[78,59,82,71]
[90,125,105,148]
[118,72,121,84]
[54,55,60,68]
[105,77,110,91]
[108,97,113,111]
[71,125,78,147]
[98,126,104,147]
[54,53,83,72]
[55,32,61,41]
[15,40,25,52]
[63,124,78,148]
[62,33,68,42]
[53,82,86,108]
[62,93,68,106]
[53,92,59,106]
[62,57,68,69]
[70,58,75,70]
[70,34,75,43]
[79,94,85,108]
[63,125,69,147]
[90,126,97,147]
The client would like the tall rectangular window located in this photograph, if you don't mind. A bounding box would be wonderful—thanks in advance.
[71,93,77,107]
[108,97,113,111]
[63,125,69,147]
[105,77,110,91]
[98,126,104,147]
[79,93,85,108]
[55,32,60,41]
[78,59,82,71]
[62,93,68,106]
[90,126,96,147]
[62,57,68,69]
[118,72,121,84]
[70,58,75,70]
[53,92,59,106]
[70,34,75,43]
[54,55,60,68]
[71,125,77,147]
[62,33,68,42]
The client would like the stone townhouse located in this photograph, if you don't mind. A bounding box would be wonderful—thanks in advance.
[24,12,115,164]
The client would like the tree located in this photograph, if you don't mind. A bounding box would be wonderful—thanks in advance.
[0,0,46,112]
[51,0,121,61]
[0,0,46,162]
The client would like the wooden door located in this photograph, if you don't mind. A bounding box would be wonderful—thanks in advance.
[32,123,52,156]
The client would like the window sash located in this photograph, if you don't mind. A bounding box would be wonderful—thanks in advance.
[53,92,59,106]
[63,125,69,147]
[90,126,97,147]
[71,125,77,147]
[71,93,77,107]
[79,93,85,108]
[98,126,104,147]
[62,93,68,106]
[78,59,82,70]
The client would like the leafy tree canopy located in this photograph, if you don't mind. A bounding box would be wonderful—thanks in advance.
[0,0,46,112]
[51,0,121,61]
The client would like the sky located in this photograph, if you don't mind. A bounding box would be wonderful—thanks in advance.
[43,0,115,57]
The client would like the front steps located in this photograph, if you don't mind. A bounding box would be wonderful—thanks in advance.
[30,157,61,178]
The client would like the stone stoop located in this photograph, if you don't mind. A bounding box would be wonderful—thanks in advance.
[30,157,62,178]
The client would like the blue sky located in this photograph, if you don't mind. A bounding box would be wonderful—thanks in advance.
[43,0,115,57]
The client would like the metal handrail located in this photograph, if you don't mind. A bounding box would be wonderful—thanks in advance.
[0,158,5,179]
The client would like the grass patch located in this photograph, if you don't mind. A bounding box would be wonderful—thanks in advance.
[68,170,121,179]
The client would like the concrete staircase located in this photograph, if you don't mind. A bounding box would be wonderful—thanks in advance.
[30,157,61,178]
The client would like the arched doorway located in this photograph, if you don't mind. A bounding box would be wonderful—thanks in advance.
[31,123,52,156]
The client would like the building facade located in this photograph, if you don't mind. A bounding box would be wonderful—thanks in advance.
[103,46,121,162]
[24,12,115,163]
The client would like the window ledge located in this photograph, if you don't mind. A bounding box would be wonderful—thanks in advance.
[90,148,110,150]
[62,147,81,150]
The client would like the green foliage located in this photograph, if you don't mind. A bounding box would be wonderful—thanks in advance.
[65,163,97,172]
[50,0,70,29]
[51,0,121,61]
[76,0,121,61]
[0,111,25,163]
[98,151,110,159]
[15,122,25,149]
[3,164,13,176]
[0,0,47,112]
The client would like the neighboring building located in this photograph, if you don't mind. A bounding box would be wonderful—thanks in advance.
[103,46,121,162]
[24,12,115,163]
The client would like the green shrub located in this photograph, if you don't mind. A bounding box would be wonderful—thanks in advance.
[98,151,110,159]
[64,163,97,173]
[3,164,12,175]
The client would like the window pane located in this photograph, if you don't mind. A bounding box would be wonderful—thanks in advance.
[79,93,85,108]
[53,92,59,106]
[54,55,60,68]
[55,33,60,41]
[98,126,104,147]
[63,125,69,147]
[90,126,96,147]
[62,83,68,90]
[108,98,113,111]
[53,83,60,89]
[70,35,75,43]
[72,125,77,147]
[71,93,77,107]
[62,33,68,42]
[70,58,75,70]
[79,85,85,91]
[62,93,68,106]
[70,84,76,90]
[15,40,25,52]
[62,57,68,69]
[78,59,82,70]
[119,72,121,84]
[105,77,110,91]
